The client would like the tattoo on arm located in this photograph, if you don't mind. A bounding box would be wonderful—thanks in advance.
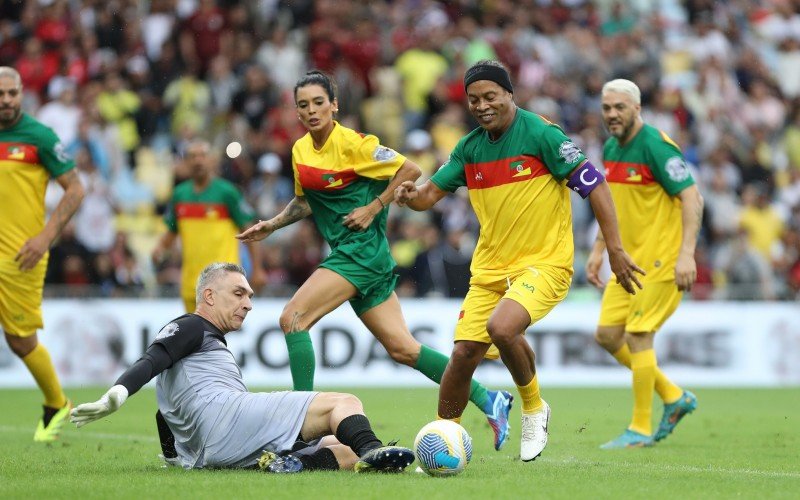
[48,169,84,240]
[271,197,312,230]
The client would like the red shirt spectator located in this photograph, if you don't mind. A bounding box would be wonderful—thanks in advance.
[181,0,228,69]
[16,37,59,98]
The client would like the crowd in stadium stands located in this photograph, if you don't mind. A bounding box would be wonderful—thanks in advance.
[2,0,800,301]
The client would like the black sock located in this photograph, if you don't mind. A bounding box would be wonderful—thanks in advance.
[296,448,339,471]
[335,414,383,457]
[42,405,59,427]
[155,410,178,459]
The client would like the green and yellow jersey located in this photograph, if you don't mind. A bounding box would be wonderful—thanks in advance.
[603,123,695,283]
[431,108,583,283]
[0,113,73,259]
[164,178,255,298]
[292,121,406,276]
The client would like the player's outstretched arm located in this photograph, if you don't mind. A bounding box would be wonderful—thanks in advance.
[71,343,175,428]
[675,184,704,291]
[236,196,312,242]
[343,159,422,231]
[70,385,128,428]
[588,181,645,294]
[394,180,447,211]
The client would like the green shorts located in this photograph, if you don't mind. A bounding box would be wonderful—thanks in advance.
[319,250,398,316]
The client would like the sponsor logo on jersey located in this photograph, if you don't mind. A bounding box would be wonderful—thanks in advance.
[372,145,398,162]
[156,322,179,340]
[665,156,690,182]
[521,282,536,292]
[558,141,583,164]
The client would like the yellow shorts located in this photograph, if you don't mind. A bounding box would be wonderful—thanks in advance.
[0,257,47,337]
[598,280,682,333]
[455,266,571,359]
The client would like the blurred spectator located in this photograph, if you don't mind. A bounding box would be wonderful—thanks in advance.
[179,0,229,72]
[255,24,305,92]
[739,183,785,260]
[96,71,141,163]
[37,80,81,146]
[231,64,279,131]
[162,62,211,136]
[713,228,774,300]
[250,152,294,218]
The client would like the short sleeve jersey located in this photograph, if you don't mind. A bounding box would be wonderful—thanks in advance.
[163,178,255,296]
[292,121,406,274]
[431,108,583,282]
[0,113,73,258]
[603,123,695,282]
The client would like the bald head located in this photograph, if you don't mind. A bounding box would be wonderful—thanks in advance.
[0,67,22,88]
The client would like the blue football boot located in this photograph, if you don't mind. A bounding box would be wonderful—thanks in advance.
[654,390,698,442]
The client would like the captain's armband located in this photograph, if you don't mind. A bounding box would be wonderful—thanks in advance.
[566,161,604,199]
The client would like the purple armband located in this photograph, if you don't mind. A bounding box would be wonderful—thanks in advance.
[566,161,604,199]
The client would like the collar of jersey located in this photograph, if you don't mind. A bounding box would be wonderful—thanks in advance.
[311,121,341,154]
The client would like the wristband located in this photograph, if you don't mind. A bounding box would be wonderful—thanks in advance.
[375,196,387,209]
[566,161,604,199]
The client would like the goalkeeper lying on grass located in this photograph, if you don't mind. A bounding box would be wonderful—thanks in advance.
[71,262,414,473]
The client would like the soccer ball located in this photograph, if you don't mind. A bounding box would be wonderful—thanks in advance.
[413,420,472,477]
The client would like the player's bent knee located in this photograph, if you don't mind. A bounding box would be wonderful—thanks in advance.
[279,305,307,333]
[4,333,37,357]
[451,341,486,366]
[485,321,516,347]
[595,326,624,348]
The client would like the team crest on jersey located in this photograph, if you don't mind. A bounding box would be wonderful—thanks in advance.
[156,322,179,340]
[626,167,642,182]
[558,141,582,164]
[8,145,25,160]
[322,174,343,188]
[509,159,531,177]
[372,146,398,162]
[665,156,690,182]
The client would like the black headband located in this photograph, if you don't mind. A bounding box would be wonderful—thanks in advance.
[464,64,513,93]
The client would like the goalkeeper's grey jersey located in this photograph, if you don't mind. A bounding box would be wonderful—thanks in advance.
[153,314,316,469]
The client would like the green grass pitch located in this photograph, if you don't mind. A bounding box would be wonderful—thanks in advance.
[1,387,798,499]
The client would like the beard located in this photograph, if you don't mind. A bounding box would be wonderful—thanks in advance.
[0,106,21,128]
[607,118,634,141]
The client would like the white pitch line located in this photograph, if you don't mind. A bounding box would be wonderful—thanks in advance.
[545,456,800,479]
[0,424,157,443]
